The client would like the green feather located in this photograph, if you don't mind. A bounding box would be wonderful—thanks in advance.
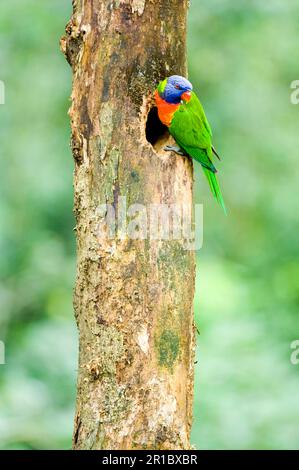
[157,79,167,95]
[203,168,227,215]
[169,91,226,213]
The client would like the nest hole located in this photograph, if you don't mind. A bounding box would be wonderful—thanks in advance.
[146,106,169,150]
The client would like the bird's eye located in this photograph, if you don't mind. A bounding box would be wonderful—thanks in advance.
[175,85,180,89]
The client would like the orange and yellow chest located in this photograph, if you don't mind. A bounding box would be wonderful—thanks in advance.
[154,90,180,127]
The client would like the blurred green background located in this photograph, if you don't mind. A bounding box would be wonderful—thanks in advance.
[0,0,298,450]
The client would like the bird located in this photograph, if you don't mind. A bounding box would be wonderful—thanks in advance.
[154,75,226,213]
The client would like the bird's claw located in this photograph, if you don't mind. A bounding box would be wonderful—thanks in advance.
[164,145,186,156]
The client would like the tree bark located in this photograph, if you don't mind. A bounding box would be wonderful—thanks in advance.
[61,0,195,450]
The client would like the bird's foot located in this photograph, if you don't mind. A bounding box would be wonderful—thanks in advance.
[164,145,186,156]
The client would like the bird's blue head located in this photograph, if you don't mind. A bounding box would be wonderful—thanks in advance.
[162,75,193,104]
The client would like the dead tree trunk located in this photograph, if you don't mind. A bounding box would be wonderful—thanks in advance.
[61,0,195,450]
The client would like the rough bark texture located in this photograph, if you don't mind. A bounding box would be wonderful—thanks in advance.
[61,0,195,450]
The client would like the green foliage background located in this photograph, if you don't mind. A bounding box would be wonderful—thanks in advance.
[0,0,298,449]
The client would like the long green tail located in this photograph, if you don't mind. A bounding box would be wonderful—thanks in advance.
[203,167,227,215]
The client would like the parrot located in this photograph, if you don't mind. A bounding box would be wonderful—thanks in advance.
[154,75,226,214]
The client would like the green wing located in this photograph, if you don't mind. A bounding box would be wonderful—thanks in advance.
[169,91,226,213]
[169,92,215,172]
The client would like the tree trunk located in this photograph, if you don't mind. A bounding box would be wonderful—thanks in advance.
[61,0,195,450]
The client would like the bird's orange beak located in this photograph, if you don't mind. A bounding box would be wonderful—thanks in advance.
[181,91,191,102]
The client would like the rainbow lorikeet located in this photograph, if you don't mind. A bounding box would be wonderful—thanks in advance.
[154,75,226,213]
